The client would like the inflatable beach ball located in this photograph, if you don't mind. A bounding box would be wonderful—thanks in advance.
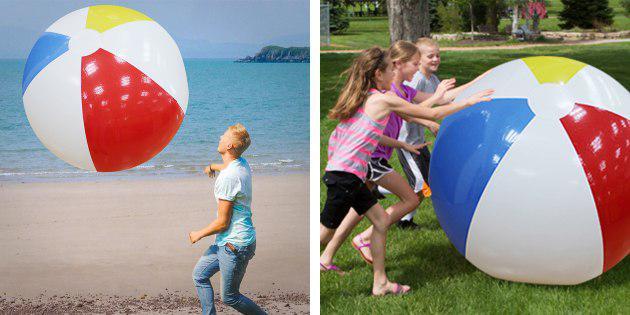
[22,5,188,172]
[430,57,629,285]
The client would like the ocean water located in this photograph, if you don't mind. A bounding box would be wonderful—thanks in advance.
[0,59,309,182]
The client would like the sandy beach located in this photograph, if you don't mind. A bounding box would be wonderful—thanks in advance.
[0,173,309,313]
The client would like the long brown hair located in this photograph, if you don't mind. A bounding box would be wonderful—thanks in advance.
[328,46,389,121]
[389,40,420,64]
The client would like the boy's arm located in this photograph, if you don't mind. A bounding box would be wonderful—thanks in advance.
[189,199,234,244]
[204,162,228,178]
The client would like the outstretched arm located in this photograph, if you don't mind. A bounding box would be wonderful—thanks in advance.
[379,135,428,155]
[189,199,233,244]
[412,78,456,106]
[408,118,440,136]
[387,89,494,120]
[443,69,492,102]
[204,162,228,178]
[398,114,440,135]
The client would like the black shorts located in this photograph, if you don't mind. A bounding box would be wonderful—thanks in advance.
[320,171,378,229]
[366,157,394,182]
[396,146,431,193]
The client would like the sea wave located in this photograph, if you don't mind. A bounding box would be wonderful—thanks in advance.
[0,160,306,181]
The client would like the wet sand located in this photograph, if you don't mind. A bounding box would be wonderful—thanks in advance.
[0,173,309,313]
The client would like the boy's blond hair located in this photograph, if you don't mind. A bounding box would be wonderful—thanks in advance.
[414,37,439,52]
[228,123,251,156]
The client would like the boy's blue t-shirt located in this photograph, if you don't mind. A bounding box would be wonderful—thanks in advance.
[214,157,256,247]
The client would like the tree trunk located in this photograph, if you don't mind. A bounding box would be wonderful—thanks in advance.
[511,4,519,36]
[469,2,474,40]
[387,0,430,43]
[486,0,499,33]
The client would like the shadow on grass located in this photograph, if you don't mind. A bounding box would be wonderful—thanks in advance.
[392,241,476,286]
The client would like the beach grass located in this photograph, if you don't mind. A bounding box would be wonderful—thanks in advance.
[319,43,630,314]
[323,0,630,51]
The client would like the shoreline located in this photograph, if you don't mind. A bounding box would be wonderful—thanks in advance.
[0,174,309,313]
[0,168,309,184]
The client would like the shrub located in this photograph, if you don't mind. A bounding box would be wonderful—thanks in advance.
[437,1,463,33]
[558,0,614,30]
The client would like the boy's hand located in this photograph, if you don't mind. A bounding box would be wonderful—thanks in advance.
[433,78,456,104]
[465,89,494,106]
[204,165,216,178]
[189,231,202,244]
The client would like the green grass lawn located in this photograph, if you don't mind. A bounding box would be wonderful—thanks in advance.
[324,0,630,50]
[320,43,630,314]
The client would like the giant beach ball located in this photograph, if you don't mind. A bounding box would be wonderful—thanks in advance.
[22,5,188,172]
[430,57,628,285]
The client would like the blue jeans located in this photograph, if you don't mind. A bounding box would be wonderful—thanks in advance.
[192,242,266,315]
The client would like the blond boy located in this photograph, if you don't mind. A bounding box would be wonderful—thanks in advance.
[398,38,485,228]
[190,124,266,315]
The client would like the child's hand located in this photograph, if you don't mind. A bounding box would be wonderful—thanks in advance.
[465,89,494,106]
[403,143,421,155]
[204,165,216,178]
[403,142,431,155]
[433,78,456,104]
[425,121,440,135]
[189,231,202,244]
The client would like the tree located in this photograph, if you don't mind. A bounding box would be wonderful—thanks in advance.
[484,0,503,33]
[429,0,444,31]
[387,0,431,43]
[436,1,462,32]
[521,1,548,33]
[506,0,528,36]
[326,0,350,34]
[455,0,490,37]
[558,0,613,30]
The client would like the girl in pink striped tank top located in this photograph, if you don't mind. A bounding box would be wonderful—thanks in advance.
[320,46,494,296]
[325,89,388,179]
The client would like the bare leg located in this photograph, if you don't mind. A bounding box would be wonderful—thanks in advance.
[319,181,374,248]
[363,202,410,295]
[320,223,336,245]
[356,172,421,262]
[320,209,363,265]
[399,191,424,221]
[319,180,376,264]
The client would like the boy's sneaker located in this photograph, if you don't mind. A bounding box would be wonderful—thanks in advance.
[397,219,420,230]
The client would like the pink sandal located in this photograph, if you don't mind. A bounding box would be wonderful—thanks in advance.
[320,263,345,275]
[351,234,373,265]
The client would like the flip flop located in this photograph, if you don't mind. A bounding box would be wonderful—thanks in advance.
[373,283,411,296]
[320,263,345,275]
[351,235,373,265]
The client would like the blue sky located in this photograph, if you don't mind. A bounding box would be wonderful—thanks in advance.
[0,0,309,58]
